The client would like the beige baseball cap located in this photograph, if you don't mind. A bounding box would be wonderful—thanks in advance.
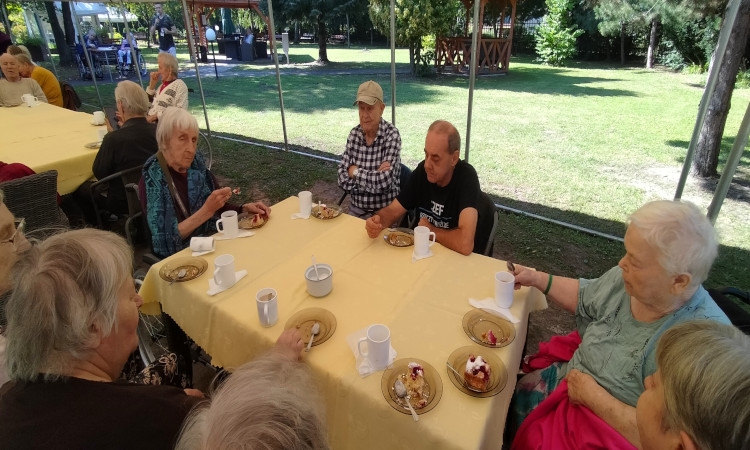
[353,80,383,106]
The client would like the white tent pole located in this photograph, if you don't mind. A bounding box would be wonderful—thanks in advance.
[117,0,143,86]
[674,0,739,200]
[465,0,481,162]
[72,5,103,108]
[266,0,289,151]
[180,0,211,135]
[389,0,396,125]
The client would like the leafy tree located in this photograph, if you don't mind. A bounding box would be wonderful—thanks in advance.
[369,0,458,74]
[43,1,72,65]
[535,0,583,66]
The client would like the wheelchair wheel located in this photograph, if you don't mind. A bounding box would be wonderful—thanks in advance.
[138,53,147,77]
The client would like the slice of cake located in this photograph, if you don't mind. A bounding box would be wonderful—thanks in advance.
[402,362,429,408]
[482,329,497,345]
[464,355,491,391]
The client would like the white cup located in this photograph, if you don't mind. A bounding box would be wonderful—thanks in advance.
[414,225,436,256]
[21,94,39,107]
[357,324,391,371]
[92,110,105,124]
[97,128,107,142]
[216,210,238,238]
[190,236,215,252]
[495,271,515,309]
[256,288,279,327]
[299,191,312,217]
[213,254,236,288]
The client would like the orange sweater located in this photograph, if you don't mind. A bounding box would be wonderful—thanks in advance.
[31,65,62,107]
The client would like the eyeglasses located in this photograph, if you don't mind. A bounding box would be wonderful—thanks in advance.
[1,218,26,251]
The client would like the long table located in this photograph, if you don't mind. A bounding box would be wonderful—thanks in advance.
[139,196,547,449]
[0,102,99,194]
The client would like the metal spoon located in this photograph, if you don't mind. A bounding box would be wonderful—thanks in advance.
[170,268,187,285]
[506,261,516,273]
[305,322,320,352]
[394,379,419,422]
[446,362,463,379]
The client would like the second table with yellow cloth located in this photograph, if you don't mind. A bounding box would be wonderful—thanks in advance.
[139,196,547,450]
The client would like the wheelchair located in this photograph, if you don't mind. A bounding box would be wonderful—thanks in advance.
[116,48,148,78]
[73,44,103,80]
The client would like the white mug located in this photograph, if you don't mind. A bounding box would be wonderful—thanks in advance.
[299,191,312,217]
[21,94,39,107]
[190,236,215,252]
[414,226,436,256]
[216,210,238,238]
[495,271,515,309]
[213,254,236,288]
[97,128,107,142]
[256,288,279,327]
[92,110,105,124]
[357,324,391,371]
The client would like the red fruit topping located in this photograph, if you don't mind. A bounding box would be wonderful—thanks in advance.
[470,355,476,362]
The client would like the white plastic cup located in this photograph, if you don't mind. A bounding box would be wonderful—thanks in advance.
[357,324,391,371]
[256,288,279,327]
[21,94,39,107]
[93,110,105,124]
[299,191,312,217]
[216,210,238,238]
[97,128,107,141]
[213,254,236,288]
[190,236,215,252]
[414,225,436,256]
[495,271,515,309]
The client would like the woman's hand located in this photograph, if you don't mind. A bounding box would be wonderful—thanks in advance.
[510,264,539,290]
[242,202,271,217]
[148,70,160,88]
[566,369,600,408]
[273,328,304,361]
[202,187,231,215]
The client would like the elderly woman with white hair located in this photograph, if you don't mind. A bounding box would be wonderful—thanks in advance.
[0,229,202,448]
[175,328,330,450]
[637,320,750,450]
[141,107,270,257]
[146,52,188,123]
[509,200,730,449]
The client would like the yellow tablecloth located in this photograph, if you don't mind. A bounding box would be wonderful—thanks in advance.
[139,196,548,450]
[0,102,99,194]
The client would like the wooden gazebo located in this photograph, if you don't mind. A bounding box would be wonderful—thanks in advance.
[435,0,517,74]
[184,0,270,50]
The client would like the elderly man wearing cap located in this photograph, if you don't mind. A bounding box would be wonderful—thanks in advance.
[366,120,481,256]
[337,80,402,219]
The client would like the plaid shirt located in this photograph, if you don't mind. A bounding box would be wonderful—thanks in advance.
[337,118,402,211]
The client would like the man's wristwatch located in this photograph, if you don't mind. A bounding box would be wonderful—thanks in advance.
[352,168,360,178]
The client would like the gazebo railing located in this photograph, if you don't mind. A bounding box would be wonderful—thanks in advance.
[435,37,512,73]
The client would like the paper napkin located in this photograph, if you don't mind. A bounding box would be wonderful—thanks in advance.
[345,327,398,378]
[468,297,520,323]
[207,270,248,296]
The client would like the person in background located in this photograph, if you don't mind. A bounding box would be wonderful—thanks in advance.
[141,108,270,257]
[146,52,188,123]
[365,120,480,255]
[85,29,101,49]
[72,80,157,226]
[0,30,11,55]
[0,52,47,107]
[150,3,177,56]
[0,229,203,448]
[337,80,402,219]
[13,53,63,108]
[510,200,730,449]
[244,27,255,45]
[636,320,750,450]
[175,328,330,450]
[118,31,138,67]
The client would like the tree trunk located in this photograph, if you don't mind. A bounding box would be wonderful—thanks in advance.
[317,15,328,63]
[44,2,72,66]
[693,0,750,177]
[620,21,625,65]
[62,2,75,46]
[409,42,416,75]
[646,17,658,69]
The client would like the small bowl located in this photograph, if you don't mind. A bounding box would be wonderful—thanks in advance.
[305,264,333,297]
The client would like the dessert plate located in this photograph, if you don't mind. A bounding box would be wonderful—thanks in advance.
[238,212,267,229]
[462,309,516,348]
[158,256,208,283]
[311,204,342,220]
[381,358,443,415]
[446,346,507,398]
[383,228,414,247]
[84,141,101,149]
[284,307,337,348]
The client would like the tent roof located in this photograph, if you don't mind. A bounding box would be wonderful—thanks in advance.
[68,0,261,5]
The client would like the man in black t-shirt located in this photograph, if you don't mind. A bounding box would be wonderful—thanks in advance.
[365,120,481,255]
[150,3,177,56]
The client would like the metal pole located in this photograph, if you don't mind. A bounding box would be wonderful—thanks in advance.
[266,0,289,151]
[465,0,481,162]
[675,0,740,199]
[180,0,211,135]
[210,40,218,79]
[389,0,396,125]
[72,8,103,109]
[707,100,750,223]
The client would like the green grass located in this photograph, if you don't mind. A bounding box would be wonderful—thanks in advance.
[65,47,750,291]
